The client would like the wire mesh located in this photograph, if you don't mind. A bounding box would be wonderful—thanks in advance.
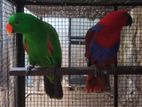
[23,5,115,107]
[0,0,17,107]
[23,4,142,107]
[118,75,142,107]
[25,75,114,107]
[116,7,142,107]
[26,5,114,19]
[2,0,142,107]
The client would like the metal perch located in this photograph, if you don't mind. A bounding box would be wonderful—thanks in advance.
[9,66,142,76]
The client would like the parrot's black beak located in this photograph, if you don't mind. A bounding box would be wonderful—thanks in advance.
[125,13,132,27]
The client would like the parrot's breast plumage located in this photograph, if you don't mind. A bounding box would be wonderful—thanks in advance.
[23,35,54,67]
[86,23,121,65]
[90,40,119,64]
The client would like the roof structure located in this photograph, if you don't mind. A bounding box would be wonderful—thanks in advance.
[7,0,140,18]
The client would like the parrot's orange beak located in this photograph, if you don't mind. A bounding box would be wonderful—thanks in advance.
[6,23,13,37]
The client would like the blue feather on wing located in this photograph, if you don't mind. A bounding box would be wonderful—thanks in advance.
[90,40,120,63]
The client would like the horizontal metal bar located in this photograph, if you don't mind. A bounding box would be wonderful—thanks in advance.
[23,2,142,6]
[7,0,142,6]
[70,36,85,39]
[70,41,85,45]
[9,66,142,76]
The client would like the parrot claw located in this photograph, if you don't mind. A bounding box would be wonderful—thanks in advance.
[27,65,34,71]
[26,65,34,75]
[25,65,34,84]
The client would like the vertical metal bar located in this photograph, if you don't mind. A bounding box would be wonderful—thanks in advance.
[68,18,71,67]
[114,67,118,107]
[16,3,25,67]
[113,6,118,107]
[16,3,25,107]
[68,18,72,85]
[0,0,2,71]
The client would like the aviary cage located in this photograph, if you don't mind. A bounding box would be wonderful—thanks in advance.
[1,0,142,107]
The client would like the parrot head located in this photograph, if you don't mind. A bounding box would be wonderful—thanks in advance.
[6,13,39,36]
[99,10,132,29]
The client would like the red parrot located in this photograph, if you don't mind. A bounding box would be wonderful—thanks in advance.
[85,10,132,93]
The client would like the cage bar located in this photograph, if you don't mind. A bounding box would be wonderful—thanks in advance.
[9,66,142,76]
[2,0,142,107]
[6,0,142,6]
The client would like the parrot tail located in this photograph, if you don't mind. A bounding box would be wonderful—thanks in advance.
[44,75,63,99]
[85,74,110,93]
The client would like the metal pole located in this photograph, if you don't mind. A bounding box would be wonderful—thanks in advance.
[7,1,142,6]
[16,3,25,107]
[68,18,72,86]
[113,6,118,107]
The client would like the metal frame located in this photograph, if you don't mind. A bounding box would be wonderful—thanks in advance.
[9,66,142,76]
[5,0,142,107]
[6,0,142,6]
[16,3,25,107]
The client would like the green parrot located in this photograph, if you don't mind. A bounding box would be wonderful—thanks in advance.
[6,13,63,99]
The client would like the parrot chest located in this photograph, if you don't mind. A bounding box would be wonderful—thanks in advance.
[24,38,52,66]
[89,35,120,64]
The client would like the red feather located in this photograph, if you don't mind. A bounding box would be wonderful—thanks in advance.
[47,40,53,54]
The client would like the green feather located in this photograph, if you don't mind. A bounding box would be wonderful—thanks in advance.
[8,13,61,68]
[8,13,63,98]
